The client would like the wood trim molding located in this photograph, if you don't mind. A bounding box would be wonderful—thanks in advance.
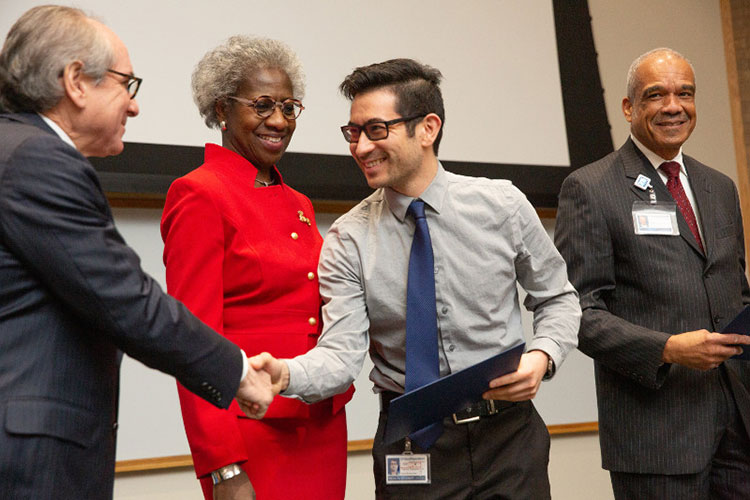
[115,455,194,473]
[114,421,598,473]
[536,207,558,220]
[547,421,599,435]
[720,0,750,262]
[346,439,376,452]
[107,192,165,209]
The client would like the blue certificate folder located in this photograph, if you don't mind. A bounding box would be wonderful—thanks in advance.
[384,342,525,444]
[721,306,750,360]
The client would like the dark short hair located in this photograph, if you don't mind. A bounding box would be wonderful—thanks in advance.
[339,58,445,155]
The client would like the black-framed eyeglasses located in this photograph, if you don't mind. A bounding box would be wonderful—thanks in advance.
[106,69,142,99]
[340,114,426,143]
[227,95,304,120]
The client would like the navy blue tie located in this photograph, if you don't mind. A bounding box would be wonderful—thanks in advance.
[405,200,442,448]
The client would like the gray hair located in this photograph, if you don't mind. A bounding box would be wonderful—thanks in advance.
[192,35,305,128]
[626,47,694,102]
[0,5,114,113]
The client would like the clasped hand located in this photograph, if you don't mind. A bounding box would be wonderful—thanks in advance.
[234,353,289,419]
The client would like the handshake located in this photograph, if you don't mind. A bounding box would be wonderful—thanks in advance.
[234,353,290,418]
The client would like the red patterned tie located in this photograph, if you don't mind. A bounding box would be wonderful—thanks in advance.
[660,161,704,253]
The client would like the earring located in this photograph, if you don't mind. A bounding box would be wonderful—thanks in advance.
[220,120,227,131]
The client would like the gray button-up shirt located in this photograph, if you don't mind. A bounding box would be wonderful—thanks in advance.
[285,163,580,402]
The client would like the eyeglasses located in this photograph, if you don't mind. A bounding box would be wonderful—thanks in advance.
[227,95,304,120]
[106,69,142,99]
[340,114,427,143]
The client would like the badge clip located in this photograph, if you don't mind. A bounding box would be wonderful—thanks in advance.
[634,174,656,204]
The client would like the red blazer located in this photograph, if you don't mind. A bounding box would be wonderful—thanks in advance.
[161,144,353,476]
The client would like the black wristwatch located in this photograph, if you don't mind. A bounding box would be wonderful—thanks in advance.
[542,356,556,381]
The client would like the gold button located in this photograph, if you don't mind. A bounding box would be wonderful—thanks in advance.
[308,317,317,326]
[291,232,299,240]
[307,272,315,280]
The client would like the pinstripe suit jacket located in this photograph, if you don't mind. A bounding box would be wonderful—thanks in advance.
[0,113,244,499]
[555,138,750,474]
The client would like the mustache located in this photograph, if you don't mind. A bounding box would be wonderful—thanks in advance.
[654,112,689,123]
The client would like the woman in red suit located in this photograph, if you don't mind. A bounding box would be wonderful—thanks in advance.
[160,36,353,500]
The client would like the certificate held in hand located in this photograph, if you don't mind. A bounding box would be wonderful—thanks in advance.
[721,305,750,360]
[384,342,525,444]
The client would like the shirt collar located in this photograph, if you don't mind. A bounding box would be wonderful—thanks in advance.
[38,113,77,151]
[630,133,686,176]
[384,161,447,222]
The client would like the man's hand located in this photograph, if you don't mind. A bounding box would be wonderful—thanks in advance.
[482,350,549,402]
[213,469,255,500]
[235,363,274,419]
[662,330,750,370]
[249,352,290,394]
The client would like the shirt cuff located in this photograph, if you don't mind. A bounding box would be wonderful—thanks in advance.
[527,338,563,373]
[239,349,248,382]
[282,358,307,399]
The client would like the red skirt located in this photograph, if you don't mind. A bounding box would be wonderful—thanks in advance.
[198,408,347,500]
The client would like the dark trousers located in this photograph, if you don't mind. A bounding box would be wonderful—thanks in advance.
[610,372,750,500]
[372,400,551,500]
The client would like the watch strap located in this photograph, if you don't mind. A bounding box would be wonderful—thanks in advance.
[542,356,556,381]
[210,463,242,485]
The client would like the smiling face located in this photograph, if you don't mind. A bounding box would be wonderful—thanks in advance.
[218,67,296,171]
[622,52,696,160]
[348,88,432,196]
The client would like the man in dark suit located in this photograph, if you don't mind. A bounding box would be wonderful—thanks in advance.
[556,47,750,498]
[0,6,273,499]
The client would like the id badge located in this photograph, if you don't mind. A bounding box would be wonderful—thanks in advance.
[632,201,679,236]
[385,454,431,485]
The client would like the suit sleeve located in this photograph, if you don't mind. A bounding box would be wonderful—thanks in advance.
[0,134,242,407]
[555,173,671,389]
[160,177,247,477]
[731,183,750,307]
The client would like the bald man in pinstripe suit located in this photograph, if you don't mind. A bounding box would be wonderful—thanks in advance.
[556,48,750,499]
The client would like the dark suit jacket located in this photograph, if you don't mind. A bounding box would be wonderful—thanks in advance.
[555,138,750,474]
[0,113,244,499]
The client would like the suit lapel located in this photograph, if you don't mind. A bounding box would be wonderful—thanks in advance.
[684,157,713,260]
[621,139,658,203]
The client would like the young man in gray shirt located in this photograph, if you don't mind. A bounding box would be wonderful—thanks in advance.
[256,58,580,498]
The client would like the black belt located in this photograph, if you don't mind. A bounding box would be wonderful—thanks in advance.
[379,391,516,425]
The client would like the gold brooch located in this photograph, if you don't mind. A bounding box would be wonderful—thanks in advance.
[298,210,311,226]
